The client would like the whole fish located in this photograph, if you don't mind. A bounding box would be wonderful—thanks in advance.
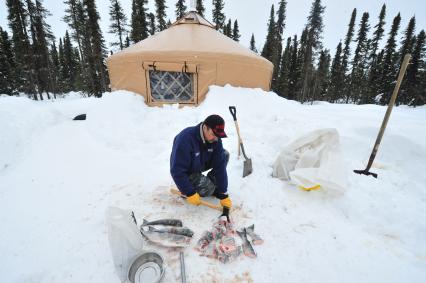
[245,224,263,245]
[237,228,257,258]
[148,226,194,238]
[141,218,183,227]
[140,227,191,247]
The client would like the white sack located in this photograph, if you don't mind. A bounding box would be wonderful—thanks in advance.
[106,206,144,283]
[272,128,347,193]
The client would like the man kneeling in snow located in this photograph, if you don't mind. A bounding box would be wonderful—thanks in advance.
[170,114,232,210]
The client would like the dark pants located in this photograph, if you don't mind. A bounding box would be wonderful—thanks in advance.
[188,149,229,197]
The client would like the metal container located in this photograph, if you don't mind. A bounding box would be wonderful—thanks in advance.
[128,252,165,283]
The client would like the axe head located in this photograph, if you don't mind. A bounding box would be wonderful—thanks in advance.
[353,169,377,178]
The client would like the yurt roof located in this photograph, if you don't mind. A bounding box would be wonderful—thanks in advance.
[109,12,272,66]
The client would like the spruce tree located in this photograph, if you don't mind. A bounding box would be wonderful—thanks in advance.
[109,0,128,50]
[58,38,66,90]
[60,36,71,92]
[370,4,386,60]
[72,47,84,91]
[250,33,257,53]
[7,0,37,98]
[50,41,60,94]
[64,0,94,94]
[399,17,416,65]
[366,4,386,104]
[155,0,167,31]
[407,30,425,106]
[131,0,148,42]
[312,49,330,102]
[398,16,416,104]
[63,31,79,91]
[224,19,232,37]
[148,13,155,35]
[340,8,356,99]
[379,13,401,105]
[212,0,225,31]
[33,0,56,98]
[366,49,385,104]
[77,0,94,91]
[26,0,45,99]
[276,0,287,37]
[196,0,205,16]
[84,0,109,96]
[63,0,85,62]
[262,5,280,91]
[277,37,291,98]
[300,0,325,102]
[0,27,16,95]
[275,0,287,76]
[328,41,343,102]
[175,0,187,20]
[350,12,370,104]
[232,20,240,42]
[288,34,300,100]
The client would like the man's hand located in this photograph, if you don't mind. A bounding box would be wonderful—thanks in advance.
[220,207,231,222]
[186,192,201,206]
[220,196,232,208]
[215,192,232,208]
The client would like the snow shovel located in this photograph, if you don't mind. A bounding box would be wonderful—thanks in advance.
[354,54,411,178]
[170,188,222,211]
[229,106,253,177]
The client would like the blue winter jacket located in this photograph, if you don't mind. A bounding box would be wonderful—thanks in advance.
[170,123,228,196]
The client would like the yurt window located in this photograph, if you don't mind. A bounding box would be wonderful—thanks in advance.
[149,70,194,102]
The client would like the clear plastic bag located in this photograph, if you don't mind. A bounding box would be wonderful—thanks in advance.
[106,207,144,282]
[272,128,347,194]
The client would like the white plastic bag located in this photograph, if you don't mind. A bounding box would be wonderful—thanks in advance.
[106,207,144,282]
[272,128,347,194]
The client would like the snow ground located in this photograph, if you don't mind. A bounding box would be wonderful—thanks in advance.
[0,86,425,282]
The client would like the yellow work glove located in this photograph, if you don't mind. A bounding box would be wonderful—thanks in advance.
[186,192,201,206]
[220,196,232,208]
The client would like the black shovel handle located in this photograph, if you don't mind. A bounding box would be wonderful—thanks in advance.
[229,106,237,121]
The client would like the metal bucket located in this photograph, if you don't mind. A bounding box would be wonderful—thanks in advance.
[128,252,165,283]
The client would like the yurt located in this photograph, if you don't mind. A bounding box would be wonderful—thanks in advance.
[106,11,273,106]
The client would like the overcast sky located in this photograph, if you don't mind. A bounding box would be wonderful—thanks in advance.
[1,0,425,54]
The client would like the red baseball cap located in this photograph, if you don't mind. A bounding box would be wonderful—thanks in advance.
[204,114,227,138]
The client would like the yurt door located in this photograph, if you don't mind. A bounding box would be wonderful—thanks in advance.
[143,62,198,105]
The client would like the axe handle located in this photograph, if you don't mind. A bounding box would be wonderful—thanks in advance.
[170,188,222,211]
[361,54,411,174]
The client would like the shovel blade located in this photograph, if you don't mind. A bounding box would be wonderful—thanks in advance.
[243,158,253,177]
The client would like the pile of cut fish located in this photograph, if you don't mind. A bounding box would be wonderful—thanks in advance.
[195,218,263,263]
[139,219,194,248]
[138,218,263,264]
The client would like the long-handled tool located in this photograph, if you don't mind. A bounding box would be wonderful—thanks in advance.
[229,106,253,177]
[170,188,222,211]
[354,53,411,178]
[179,251,186,283]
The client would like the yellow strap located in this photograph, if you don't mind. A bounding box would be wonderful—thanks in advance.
[299,184,321,191]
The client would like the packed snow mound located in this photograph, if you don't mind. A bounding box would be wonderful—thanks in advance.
[0,85,426,283]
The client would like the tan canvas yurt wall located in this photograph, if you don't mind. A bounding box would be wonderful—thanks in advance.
[106,12,273,106]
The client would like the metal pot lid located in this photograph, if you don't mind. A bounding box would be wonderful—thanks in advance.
[128,252,165,283]
[133,262,162,283]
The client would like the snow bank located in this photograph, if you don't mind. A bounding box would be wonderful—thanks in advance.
[0,86,425,282]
